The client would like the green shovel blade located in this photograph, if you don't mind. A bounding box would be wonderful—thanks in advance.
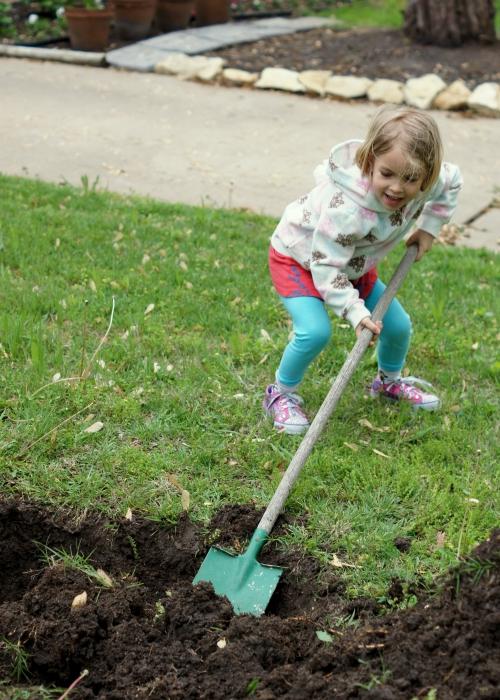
[193,528,283,616]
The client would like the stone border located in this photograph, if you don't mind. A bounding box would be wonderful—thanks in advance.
[1,41,498,117]
[153,55,500,117]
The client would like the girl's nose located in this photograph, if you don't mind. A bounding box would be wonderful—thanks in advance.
[388,180,404,194]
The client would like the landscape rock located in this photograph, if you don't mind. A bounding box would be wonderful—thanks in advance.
[468,82,500,117]
[255,67,305,93]
[155,53,225,81]
[325,75,373,99]
[403,73,447,110]
[433,79,471,110]
[298,70,332,96]
[367,79,405,104]
[222,68,258,86]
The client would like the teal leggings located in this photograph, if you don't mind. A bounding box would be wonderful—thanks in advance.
[277,279,412,388]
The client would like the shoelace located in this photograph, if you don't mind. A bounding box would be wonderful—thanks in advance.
[397,376,434,390]
[387,376,434,399]
[273,392,304,416]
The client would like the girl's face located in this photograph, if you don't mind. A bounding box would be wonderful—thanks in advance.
[371,146,425,211]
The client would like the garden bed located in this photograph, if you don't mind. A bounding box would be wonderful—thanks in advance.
[208,26,500,89]
[1,497,499,699]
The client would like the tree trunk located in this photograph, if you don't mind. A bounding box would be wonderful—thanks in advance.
[404,0,496,46]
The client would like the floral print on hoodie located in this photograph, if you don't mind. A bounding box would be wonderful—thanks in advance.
[270,139,463,330]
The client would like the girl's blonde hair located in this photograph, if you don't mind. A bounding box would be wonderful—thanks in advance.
[355,105,443,192]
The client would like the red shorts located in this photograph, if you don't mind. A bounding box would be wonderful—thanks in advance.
[269,246,378,301]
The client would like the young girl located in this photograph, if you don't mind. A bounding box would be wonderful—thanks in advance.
[264,105,462,435]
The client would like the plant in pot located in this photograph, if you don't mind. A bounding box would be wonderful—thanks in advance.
[195,0,229,26]
[155,0,194,33]
[113,0,157,40]
[64,0,113,51]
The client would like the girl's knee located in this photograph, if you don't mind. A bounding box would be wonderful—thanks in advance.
[382,309,412,344]
[295,319,332,353]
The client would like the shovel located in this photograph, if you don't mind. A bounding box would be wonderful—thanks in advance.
[193,245,418,616]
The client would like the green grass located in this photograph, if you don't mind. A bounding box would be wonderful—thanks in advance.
[0,174,498,598]
[327,0,406,28]
[325,0,500,33]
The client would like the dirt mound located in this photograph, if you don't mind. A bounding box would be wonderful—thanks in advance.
[0,498,499,698]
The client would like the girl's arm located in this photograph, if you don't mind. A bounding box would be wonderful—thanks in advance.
[405,228,435,261]
[416,162,463,238]
[309,210,372,330]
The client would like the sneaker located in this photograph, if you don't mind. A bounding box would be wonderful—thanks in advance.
[263,384,310,435]
[370,375,440,411]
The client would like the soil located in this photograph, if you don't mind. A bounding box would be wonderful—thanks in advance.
[207,27,500,89]
[1,497,499,699]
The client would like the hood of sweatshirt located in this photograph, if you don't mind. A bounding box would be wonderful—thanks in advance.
[325,139,390,214]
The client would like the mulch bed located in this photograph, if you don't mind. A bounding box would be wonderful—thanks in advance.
[207,27,500,89]
[1,497,499,698]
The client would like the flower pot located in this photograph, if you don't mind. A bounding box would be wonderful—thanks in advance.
[195,0,229,26]
[65,7,113,51]
[156,0,194,32]
[113,0,157,39]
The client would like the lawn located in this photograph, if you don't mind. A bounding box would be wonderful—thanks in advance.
[0,174,498,599]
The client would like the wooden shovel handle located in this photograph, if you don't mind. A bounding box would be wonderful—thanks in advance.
[258,244,418,535]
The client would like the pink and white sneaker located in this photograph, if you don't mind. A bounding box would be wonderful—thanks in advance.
[263,384,310,435]
[370,374,440,411]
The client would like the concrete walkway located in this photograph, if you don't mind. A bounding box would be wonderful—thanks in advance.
[1,55,499,252]
[106,16,334,71]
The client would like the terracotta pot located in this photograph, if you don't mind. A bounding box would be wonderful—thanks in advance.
[113,0,157,39]
[156,0,194,32]
[195,0,229,26]
[65,7,113,51]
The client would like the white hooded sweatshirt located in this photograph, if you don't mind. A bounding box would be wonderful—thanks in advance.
[270,139,463,330]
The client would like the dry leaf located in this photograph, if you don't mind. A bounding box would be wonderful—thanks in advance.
[258,354,269,365]
[95,569,113,588]
[343,442,359,452]
[55,238,60,249]
[166,474,191,510]
[71,591,88,609]
[166,474,183,491]
[181,490,190,511]
[179,260,188,272]
[52,372,61,382]
[89,279,97,293]
[153,362,161,374]
[84,421,104,434]
[144,303,155,316]
[359,418,390,433]
[372,448,390,459]
[330,554,357,569]
[465,497,480,505]
[231,297,241,306]
[260,329,272,342]
[185,281,193,290]
[142,253,151,265]
[471,342,479,351]
[125,508,133,521]
[436,531,446,548]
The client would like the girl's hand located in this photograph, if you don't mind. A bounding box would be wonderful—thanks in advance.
[356,317,382,345]
[406,228,435,261]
